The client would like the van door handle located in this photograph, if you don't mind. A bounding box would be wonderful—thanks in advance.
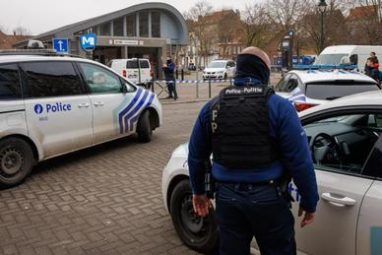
[94,101,105,107]
[321,192,356,207]
[78,103,90,108]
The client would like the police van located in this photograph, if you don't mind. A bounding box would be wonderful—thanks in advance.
[0,51,162,188]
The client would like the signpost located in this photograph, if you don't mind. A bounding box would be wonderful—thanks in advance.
[80,33,97,51]
[52,38,69,54]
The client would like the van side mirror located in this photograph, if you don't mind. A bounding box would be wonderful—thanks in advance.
[350,54,358,65]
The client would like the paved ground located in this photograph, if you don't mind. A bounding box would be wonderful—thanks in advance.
[0,74,283,255]
[0,101,206,255]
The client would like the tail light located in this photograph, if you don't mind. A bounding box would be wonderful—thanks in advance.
[122,69,127,77]
[294,101,317,112]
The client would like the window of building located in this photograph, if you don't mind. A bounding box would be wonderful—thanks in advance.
[113,17,124,36]
[21,62,83,98]
[151,11,161,38]
[99,22,111,36]
[139,11,149,37]
[0,64,21,100]
[126,14,136,37]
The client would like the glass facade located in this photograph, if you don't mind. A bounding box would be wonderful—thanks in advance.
[126,14,136,37]
[151,11,161,38]
[139,11,149,37]
[113,17,124,36]
[99,22,111,36]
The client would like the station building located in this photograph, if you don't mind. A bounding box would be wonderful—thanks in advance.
[14,2,188,78]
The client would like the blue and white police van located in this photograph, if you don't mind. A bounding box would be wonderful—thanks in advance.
[0,51,162,188]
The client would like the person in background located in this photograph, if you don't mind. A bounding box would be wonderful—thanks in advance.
[163,57,178,100]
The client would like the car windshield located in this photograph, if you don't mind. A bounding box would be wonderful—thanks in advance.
[207,62,226,68]
[314,54,348,65]
[305,82,379,100]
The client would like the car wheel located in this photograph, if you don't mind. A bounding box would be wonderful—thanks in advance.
[137,110,152,143]
[170,179,218,254]
[0,138,35,189]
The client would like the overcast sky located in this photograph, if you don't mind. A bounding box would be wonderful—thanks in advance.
[0,0,262,35]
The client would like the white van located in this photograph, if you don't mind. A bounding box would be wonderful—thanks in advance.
[315,45,382,72]
[0,53,162,188]
[109,58,152,86]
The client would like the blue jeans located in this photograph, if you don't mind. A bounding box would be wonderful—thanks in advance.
[215,183,296,255]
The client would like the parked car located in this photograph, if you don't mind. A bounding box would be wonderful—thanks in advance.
[0,52,162,188]
[276,69,380,111]
[162,90,382,255]
[202,60,235,80]
[109,58,152,87]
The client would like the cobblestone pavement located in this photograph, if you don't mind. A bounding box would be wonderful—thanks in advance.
[0,101,208,255]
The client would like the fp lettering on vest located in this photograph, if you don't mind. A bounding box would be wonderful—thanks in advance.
[46,103,72,113]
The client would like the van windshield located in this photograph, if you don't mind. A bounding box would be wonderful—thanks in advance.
[315,54,348,65]
[208,62,226,68]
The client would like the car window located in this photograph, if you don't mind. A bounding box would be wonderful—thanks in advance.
[21,61,83,98]
[139,60,149,68]
[79,63,122,94]
[0,64,22,100]
[363,135,382,178]
[305,82,379,100]
[276,74,297,92]
[305,113,381,177]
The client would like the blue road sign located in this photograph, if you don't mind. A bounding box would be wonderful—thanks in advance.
[80,33,97,51]
[53,38,69,54]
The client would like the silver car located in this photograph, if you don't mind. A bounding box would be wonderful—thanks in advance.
[162,90,382,255]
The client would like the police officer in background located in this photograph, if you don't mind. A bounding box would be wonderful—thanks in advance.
[162,57,178,100]
[188,47,319,255]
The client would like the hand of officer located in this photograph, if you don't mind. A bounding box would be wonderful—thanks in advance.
[192,194,211,217]
[298,207,315,228]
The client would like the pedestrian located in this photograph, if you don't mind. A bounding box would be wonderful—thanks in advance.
[188,46,319,255]
[162,57,178,100]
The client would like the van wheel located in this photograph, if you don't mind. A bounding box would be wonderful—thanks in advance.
[170,179,219,254]
[0,138,35,189]
[137,110,152,143]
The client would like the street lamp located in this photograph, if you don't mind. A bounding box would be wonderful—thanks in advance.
[318,0,327,53]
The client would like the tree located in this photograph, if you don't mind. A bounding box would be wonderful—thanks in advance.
[241,3,270,48]
[184,1,214,67]
[12,26,30,36]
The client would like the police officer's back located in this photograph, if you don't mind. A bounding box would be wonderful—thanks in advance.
[188,47,319,255]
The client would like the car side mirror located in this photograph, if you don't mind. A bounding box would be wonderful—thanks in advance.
[121,83,128,93]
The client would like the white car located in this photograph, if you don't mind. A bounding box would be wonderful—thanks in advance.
[162,90,382,255]
[0,53,162,188]
[202,60,235,80]
[276,69,380,111]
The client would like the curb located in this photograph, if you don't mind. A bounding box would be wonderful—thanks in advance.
[160,98,209,105]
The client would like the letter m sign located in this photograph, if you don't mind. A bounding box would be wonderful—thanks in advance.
[80,33,97,51]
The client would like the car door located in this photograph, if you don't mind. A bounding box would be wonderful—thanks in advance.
[77,62,139,144]
[293,111,379,255]
[21,61,92,158]
[356,116,382,255]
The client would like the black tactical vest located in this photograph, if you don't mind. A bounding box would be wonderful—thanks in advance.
[210,85,279,169]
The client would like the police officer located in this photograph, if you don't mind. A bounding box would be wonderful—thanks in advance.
[163,57,178,100]
[188,47,319,255]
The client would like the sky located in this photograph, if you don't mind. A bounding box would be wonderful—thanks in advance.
[0,0,260,35]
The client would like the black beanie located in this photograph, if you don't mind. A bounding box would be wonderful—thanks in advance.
[235,54,270,84]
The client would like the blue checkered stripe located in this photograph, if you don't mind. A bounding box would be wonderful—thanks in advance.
[117,88,155,134]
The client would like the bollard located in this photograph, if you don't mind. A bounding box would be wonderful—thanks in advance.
[230,78,233,86]
[196,82,199,98]
[208,79,212,98]
[176,69,179,79]
[181,69,184,81]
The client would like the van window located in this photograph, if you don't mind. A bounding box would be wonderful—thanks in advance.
[316,54,348,65]
[21,62,83,98]
[0,64,22,100]
[139,60,150,68]
[126,60,139,69]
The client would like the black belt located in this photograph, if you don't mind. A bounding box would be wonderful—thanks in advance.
[217,180,278,191]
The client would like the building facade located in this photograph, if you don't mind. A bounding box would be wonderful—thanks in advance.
[14,2,188,78]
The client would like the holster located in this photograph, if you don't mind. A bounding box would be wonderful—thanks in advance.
[204,160,215,199]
